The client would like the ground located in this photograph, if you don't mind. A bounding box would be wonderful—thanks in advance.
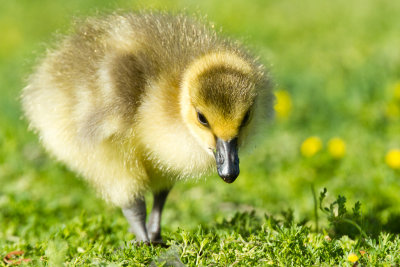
[1,0,400,265]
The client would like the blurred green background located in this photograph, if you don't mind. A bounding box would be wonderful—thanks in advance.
[1,0,400,243]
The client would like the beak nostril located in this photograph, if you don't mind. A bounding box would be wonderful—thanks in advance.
[217,153,224,165]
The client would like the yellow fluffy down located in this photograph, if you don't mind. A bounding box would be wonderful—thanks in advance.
[22,12,272,207]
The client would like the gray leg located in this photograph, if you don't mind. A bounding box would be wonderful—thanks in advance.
[147,189,171,242]
[122,196,149,243]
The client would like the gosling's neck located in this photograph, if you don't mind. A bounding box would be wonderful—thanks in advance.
[133,75,214,179]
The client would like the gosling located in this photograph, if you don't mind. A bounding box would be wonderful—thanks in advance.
[22,12,272,243]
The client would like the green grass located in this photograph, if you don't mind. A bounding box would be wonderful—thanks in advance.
[1,0,400,265]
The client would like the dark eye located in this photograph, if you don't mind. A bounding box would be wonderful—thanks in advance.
[197,111,209,127]
[241,110,251,127]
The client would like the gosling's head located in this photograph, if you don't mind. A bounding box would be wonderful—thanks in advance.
[180,52,261,183]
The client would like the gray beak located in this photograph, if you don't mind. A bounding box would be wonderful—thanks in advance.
[214,137,240,183]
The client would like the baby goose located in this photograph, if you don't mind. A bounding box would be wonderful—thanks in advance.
[22,12,272,243]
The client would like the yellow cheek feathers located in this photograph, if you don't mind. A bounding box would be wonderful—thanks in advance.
[193,103,244,142]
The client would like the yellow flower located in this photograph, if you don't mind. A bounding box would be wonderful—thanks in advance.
[348,253,359,263]
[301,136,322,157]
[274,90,292,120]
[0,23,22,56]
[385,102,400,119]
[327,137,346,159]
[392,82,400,101]
[386,149,400,169]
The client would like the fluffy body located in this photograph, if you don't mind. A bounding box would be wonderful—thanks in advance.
[22,12,271,210]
